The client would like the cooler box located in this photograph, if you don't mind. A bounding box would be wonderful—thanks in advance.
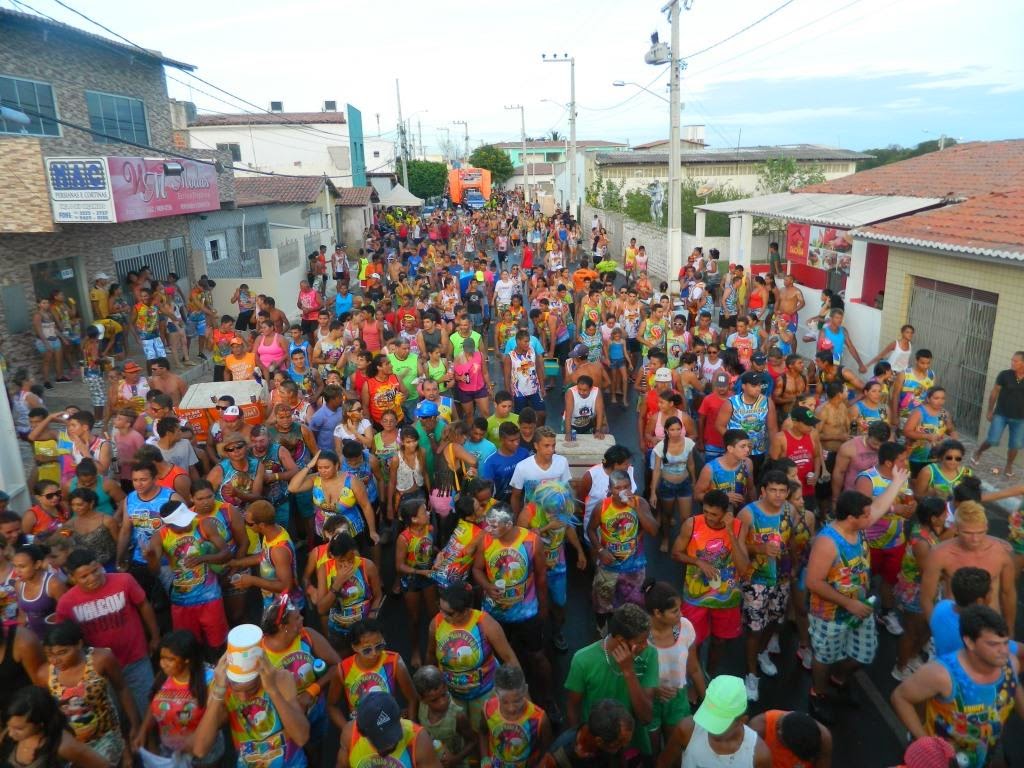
[555,434,610,481]
[176,380,268,442]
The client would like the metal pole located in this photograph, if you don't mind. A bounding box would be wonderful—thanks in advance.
[666,1,683,285]
[505,105,529,200]
[438,127,450,163]
[418,119,423,159]
[395,79,408,189]
[568,56,577,221]
[452,121,468,162]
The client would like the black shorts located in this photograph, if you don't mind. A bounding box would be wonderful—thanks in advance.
[213,364,225,382]
[235,311,253,331]
[300,319,317,335]
[499,614,544,655]
[627,338,642,355]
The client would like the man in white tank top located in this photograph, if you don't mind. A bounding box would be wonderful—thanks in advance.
[657,675,772,768]
[579,445,637,531]
[563,375,606,441]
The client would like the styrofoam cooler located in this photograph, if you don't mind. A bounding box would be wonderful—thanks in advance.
[555,433,611,480]
[176,380,268,441]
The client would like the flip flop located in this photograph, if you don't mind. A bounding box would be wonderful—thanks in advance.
[991,467,1002,476]
[1004,470,1016,479]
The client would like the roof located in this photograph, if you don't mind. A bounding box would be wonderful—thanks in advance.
[596,144,869,166]
[632,138,706,150]
[799,140,1024,200]
[234,176,336,207]
[697,192,944,228]
[190,112,346,127]
[492,139,626,150]
[0,7,194,70]
[378,183,423,208]
[513,162,556,175]
[336,186,377,207]
[853,189,1024,262]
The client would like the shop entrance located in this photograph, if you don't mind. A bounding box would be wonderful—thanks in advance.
[29,256,85,324]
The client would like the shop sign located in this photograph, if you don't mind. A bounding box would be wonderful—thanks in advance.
[46,157,116,223]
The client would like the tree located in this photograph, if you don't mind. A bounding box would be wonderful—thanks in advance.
[856,139,957,171]
[755,157,826,195]
[406,160,447,200]
[624,189,653,223]
[468,145,515,184]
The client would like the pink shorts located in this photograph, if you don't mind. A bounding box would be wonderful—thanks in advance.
[172,599,229,648]
[870,543,905,586]
[681,601,742,646]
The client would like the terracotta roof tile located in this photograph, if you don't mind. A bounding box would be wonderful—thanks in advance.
[234,176,330,207]
[337,186,376,206]
[800,140,1024,199]
[190,112,346,127]
[491,139,626,149]
[854,189,1024,261]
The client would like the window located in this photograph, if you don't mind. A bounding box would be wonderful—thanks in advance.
[373,150,380,158]
[204,234,226,263]
[216,142,242,162]
[545,152,561,162]
[0,75,59,136]
[85,91,148,144]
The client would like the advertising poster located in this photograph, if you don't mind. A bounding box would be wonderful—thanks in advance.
[786,222,810,265]
[807,225,853,273]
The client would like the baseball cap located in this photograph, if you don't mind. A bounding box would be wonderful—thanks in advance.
[712,372,730,388]
[415,400,439,418]
[91,323,106,340]
[654,367,672,383]
[230,336,245,345]
[902,737,955,768]
[739,371,763,386]
[791,406,820,426]
[356,692,404,752]
[571,343,589,359]
[94,272,111,281]
[222,405,241,420]
[751,352,767,365]
[160,502,197,529]
[693,675,747,735]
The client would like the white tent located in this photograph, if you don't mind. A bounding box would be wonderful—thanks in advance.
[377,183,424,208]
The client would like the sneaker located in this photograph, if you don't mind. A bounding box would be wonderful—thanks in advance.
[757,650,778,677]
[809,693,836,725]
[56,376,72,383]
[796,645,813,671]
[744,673,760,702]
[765,634,781,655]
[198,352,208,360]
[43,381,54,390]
[552,630,569,653]
[879,611,904,636]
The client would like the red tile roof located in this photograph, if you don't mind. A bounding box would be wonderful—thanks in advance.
[492,139,626,149]
[337,186,376,207]
[854,189,1024,260]
[800,140,1024,200]
[190,112,346,127]
[234,176,333,207]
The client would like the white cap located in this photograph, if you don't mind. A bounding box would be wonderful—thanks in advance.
[161,503,196,529]
[654,367,673,383]
[94,272,111,281]
[222,405,241,418]
[91,323,105,340]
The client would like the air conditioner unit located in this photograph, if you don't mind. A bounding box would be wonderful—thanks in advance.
[270,101,283,112]
[323,100,337,112]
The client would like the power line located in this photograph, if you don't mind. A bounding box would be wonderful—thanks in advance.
[681,0,799,59]
[577,70,669,113]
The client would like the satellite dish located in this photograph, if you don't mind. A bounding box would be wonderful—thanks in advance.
[696,184,715,196]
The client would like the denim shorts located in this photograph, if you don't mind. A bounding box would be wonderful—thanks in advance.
[986,413,1024,450]
[657,477,693,500]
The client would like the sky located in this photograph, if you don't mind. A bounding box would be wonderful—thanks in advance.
[16,0,1024,153]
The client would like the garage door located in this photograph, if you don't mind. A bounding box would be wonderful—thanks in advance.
[907,277,997,436]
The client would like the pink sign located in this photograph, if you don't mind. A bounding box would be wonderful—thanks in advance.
[106,156,220,222]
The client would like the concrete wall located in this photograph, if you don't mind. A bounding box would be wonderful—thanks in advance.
[0,139,56,234]
[208,248,309,325]
[596,160,858,196]
[790,283,883,368]
[340,206,372,250]
[188,123,352,179]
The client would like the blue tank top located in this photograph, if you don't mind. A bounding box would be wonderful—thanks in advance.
[126,487,173,564]
[727,394,769,455]
[69,478,115,517]
[342,453,378,505]
[820,325,846,363]
[707,459,749,496]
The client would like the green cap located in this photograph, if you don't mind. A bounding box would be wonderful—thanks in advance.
[693,675,747,735]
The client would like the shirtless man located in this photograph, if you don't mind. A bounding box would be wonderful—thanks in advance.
[566,343,609,391]
[773,273,805,332]
[830,421,892,498]
[773,354,807,417]
[920,501,1016,631]
[146,357,188,406]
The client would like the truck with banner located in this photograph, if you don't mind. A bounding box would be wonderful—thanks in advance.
[448,167,491,209]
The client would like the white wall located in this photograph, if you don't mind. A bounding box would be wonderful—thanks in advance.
[189,123,351,180]
[0,368,28,512]
[209,248,308,325]
[791,282,883,367]
[599,161,857,196]
[364,137,397,173]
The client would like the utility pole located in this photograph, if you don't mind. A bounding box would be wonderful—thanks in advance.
[375,112,381,137]
[452,121,469,161]
[659,1,691,284]
[542,53,576,219]
[393,78,405,190]
[438,127,451,164]
[417,119,424,159]
[505,104,530,201]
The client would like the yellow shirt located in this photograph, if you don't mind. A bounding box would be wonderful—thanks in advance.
[89,287,109,319]
[94,318,123,337]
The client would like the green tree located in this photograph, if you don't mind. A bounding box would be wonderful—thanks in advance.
[406,160,447,199]
[468,145,515,184]
[755,157,826,195]
[624,189,653,223]
[856,139,956,171]
[681,179,740,236]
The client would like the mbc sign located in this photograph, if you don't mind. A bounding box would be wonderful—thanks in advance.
[46,156,220,224]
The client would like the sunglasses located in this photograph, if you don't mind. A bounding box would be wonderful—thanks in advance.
[216,405,229,410]
[43,491,62,500]
[226,444,247,452]
[357,642,387,656]
[944,454,964,462]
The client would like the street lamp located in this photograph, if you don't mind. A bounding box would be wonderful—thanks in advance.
[505,104,530,202]
[612,80,671,105]
[542,53,577,220]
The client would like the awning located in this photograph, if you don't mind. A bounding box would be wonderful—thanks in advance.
[377,183,424,208]
[696,192,945,228]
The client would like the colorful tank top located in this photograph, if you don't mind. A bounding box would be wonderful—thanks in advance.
[433,520,482,588]
[743,502,790,586]
[925,652,1017,768]
[125,487,172,564]
[259,528,304,611]
[211,329,235,366]
[809,524,869,622]
[49,649,120,746]
[1009,504,1024,556]
[26,504,67,536]
[340,651,400,711]
[641,318,667,352]
[435,610,496,700]
[706,459,749,498]
[851,400,887,436]
[925,463,971,501]
[157,521,221,606]
[349,720,418,768]
[312,474,359,538]
[373,431,402,466]
[269,423,310,467]
[150,669,211,753]
[727,394,769,455]
[908,406,950,462]
[400,527,434,570]
[897,367,936,421]
[325,556,371,634]
[596,498,645,574]
[683,516,743,608]
[520,502,566,575]
[255,443,288,507]
[342,453,378,505]
[778,505,813,580]
[226,685,307,767]
[483,696,545,768]
[481,529,539,623]
[0,570,19,626]
[858,467,908,550]
[262,630,319,699]
[896,522,940,590]
[217,456,260,511]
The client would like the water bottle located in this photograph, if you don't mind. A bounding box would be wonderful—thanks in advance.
[955,752,969,768]
[846,595,877,627]
[312,658,326,676]
[570,428,577,441]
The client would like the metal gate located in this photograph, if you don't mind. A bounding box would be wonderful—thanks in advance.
[112,237,191,287]
[907,277,997,435]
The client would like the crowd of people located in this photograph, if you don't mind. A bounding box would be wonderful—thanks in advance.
[3,188,1024,768]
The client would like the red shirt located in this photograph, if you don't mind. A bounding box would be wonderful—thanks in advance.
[56,573,148,667]
[698,392,728,448]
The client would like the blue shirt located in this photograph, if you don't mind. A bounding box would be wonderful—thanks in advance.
[930,599,1020,657]
[310,404,344,452]
[734,371,776,398]
[458,270,475,297]
[481,447,530,501]
[503,336,545,357]
[334,292,353,317]
[465,438,497,466]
